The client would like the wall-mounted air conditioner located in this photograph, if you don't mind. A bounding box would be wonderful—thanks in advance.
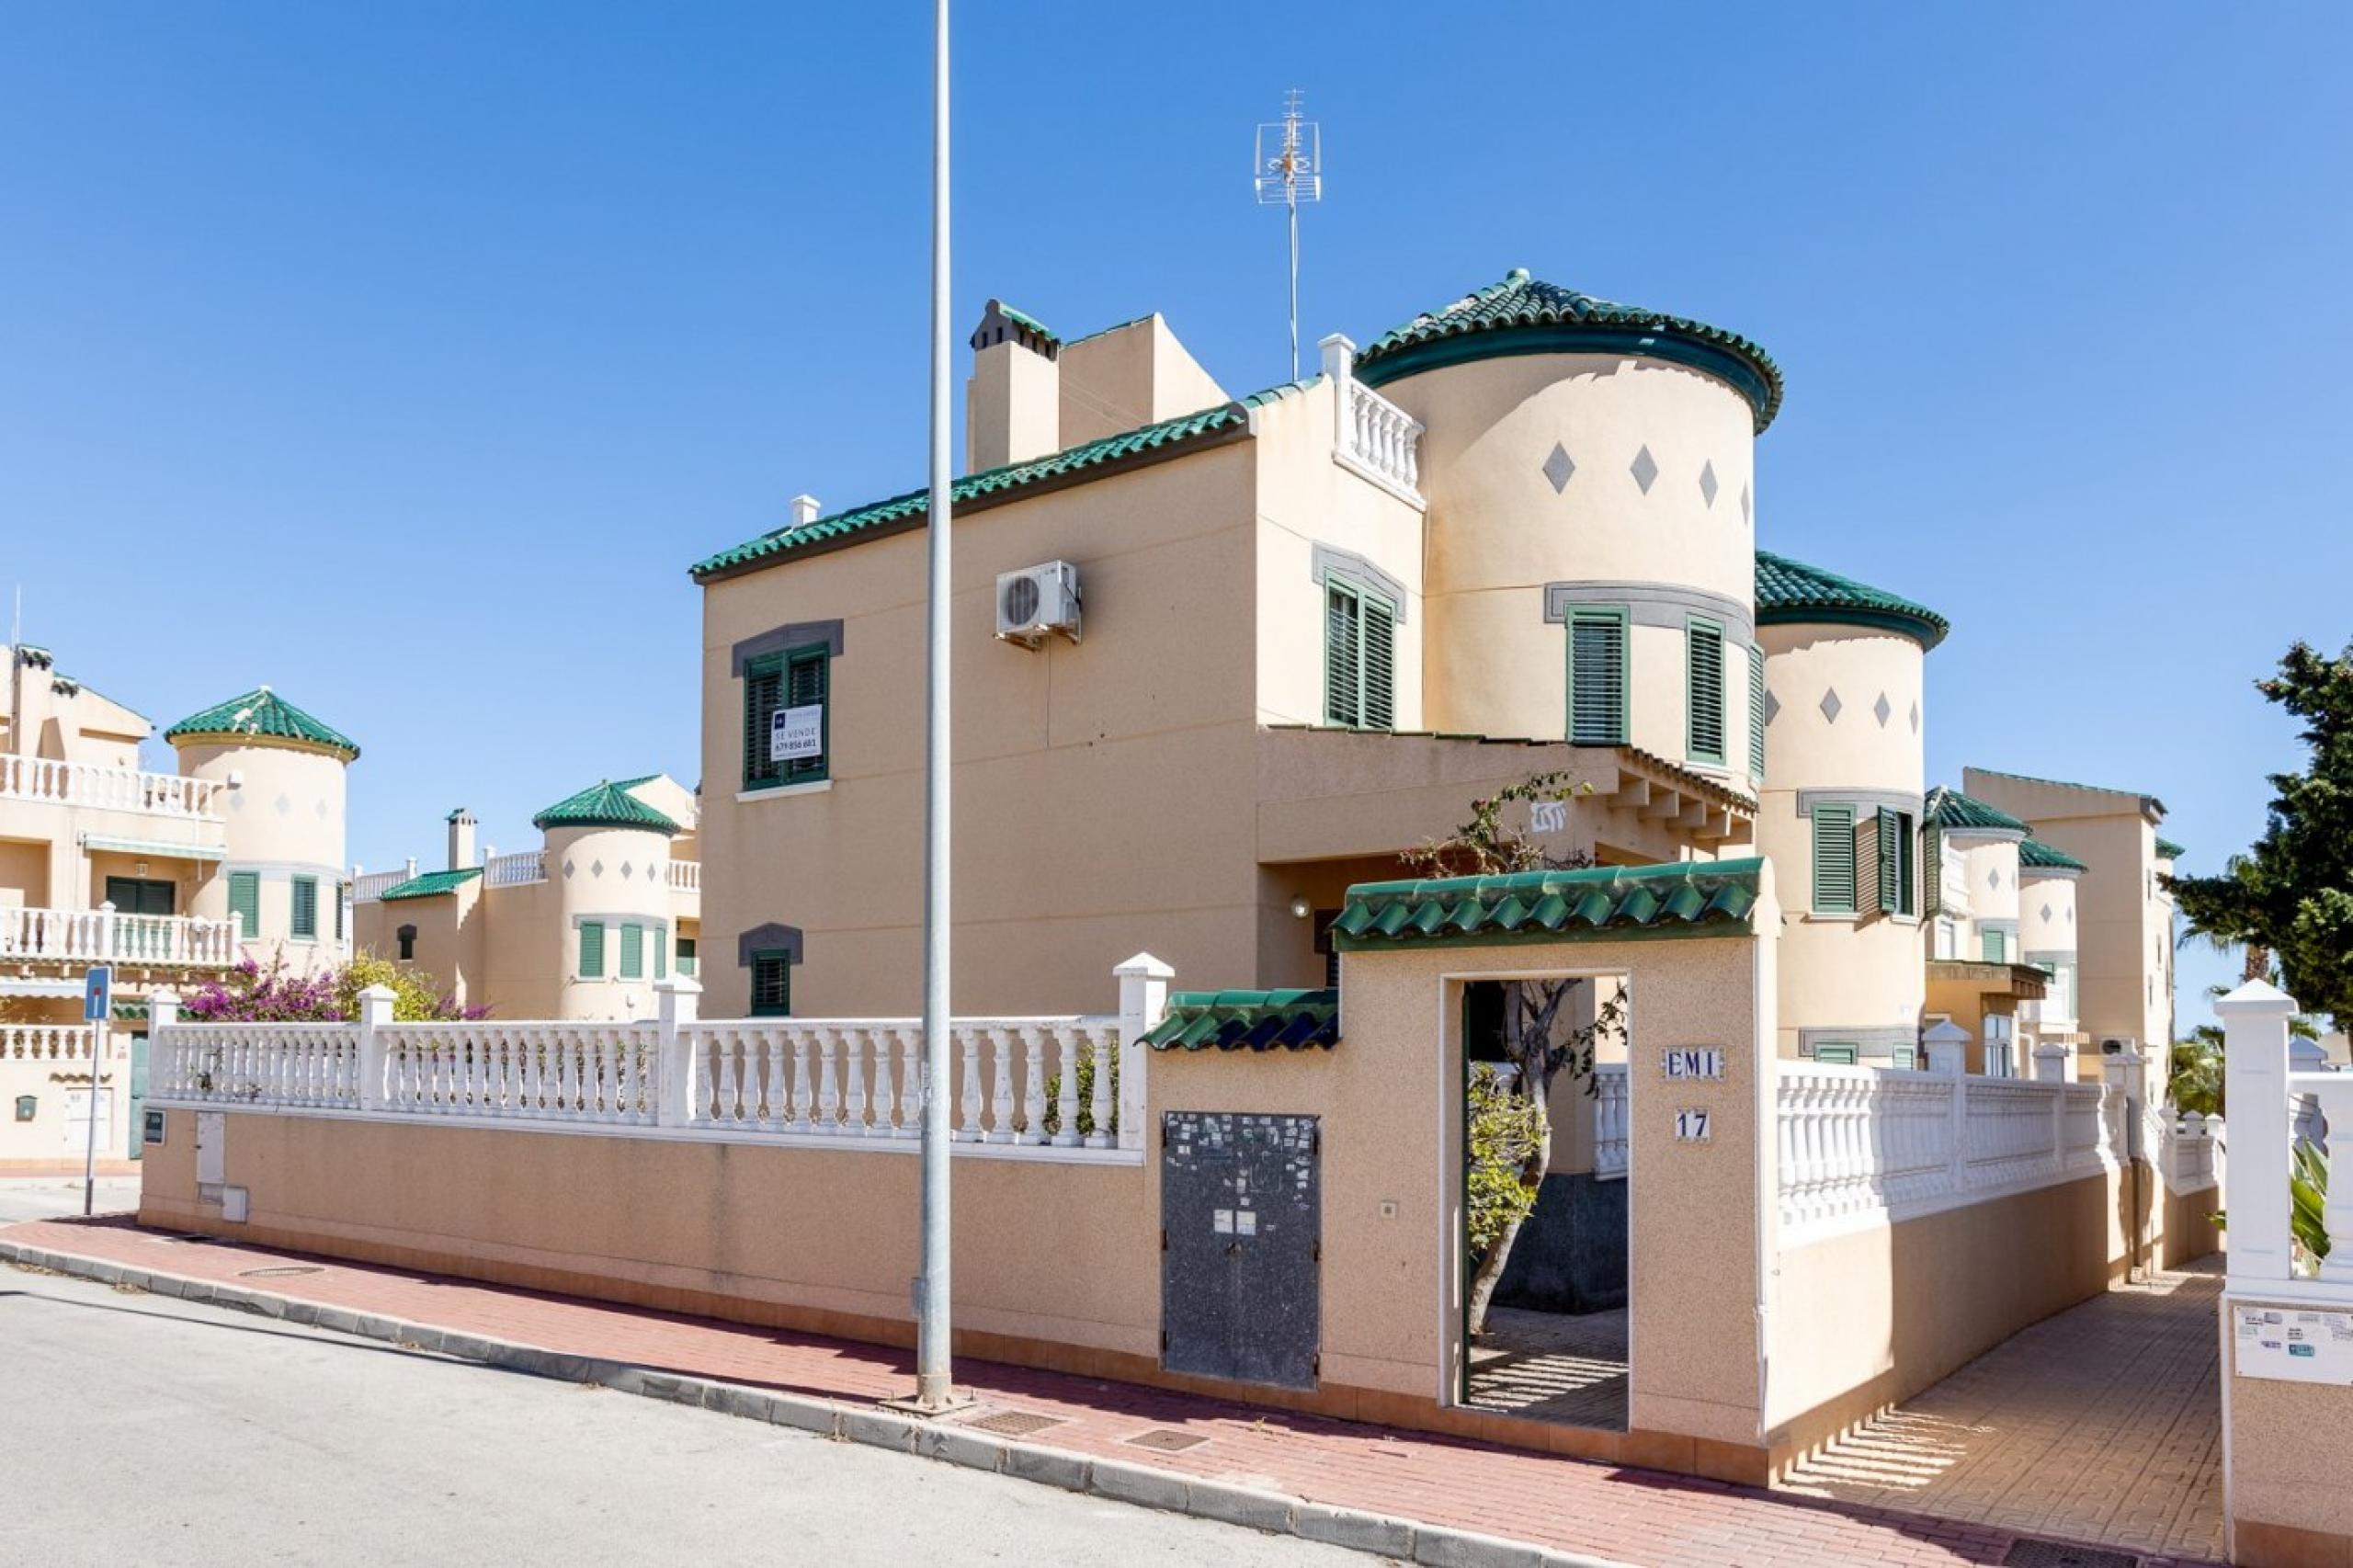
[995,561,1082,648]
[2100,1036,2138,1056]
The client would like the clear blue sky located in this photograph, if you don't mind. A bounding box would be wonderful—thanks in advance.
[5,3,2347,1028]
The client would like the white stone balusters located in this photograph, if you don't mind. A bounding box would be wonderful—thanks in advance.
[843,1027,871,1134]
[959,1027,984,1142]
[985,1027,1017,1144]
[1019,1026,1047,1146]
[1085,1024,1115,1149]
[896,1026,922,1139]
[790,1032,814,1132]
[1051,1026,1082,1148]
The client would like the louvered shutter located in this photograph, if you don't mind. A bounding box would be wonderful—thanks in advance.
[1748,644,1767,779]
[579,922,605,979]
[228,872,260,938]
[1855,811,1883,916]
[1813,804,1857,914]
[750,952,791,1016]
[1362,594,1396,730]
[743,654,785,790]
[1813,1043,1859,1065]
[1876,806,1901,913]
[785,648,829,781]
[290,876,318,939]
[654,928,667,981]
[1324,583,1361,727]
[1687,619,1725,764]
[1922,824,1943,915]
[620,923,643,979]
[1982,927,2004,964]
[1568,610,1628,744]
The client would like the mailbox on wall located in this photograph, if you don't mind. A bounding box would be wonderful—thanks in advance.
[12,1095,33,1122]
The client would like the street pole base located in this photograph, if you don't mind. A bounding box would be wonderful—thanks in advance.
[881,1383,978,1417]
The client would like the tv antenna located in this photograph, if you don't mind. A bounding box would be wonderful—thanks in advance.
[1255,89,1323,381]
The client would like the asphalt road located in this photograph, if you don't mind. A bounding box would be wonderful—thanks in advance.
[0,1267,1368,1567]
[0,1176,141,1223]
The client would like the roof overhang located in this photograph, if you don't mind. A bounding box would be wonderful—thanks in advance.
[82,835,227,862]
[1927,960,2050,1001]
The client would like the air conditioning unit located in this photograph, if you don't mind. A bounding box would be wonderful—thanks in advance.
[995,560,1082,647]
[2100,1036,2138,1056]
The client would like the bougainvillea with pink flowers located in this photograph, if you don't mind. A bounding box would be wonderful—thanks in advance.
[182,954,487,1023]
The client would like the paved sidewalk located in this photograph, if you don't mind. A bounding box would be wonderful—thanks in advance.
[1,1216,2216,1568]
[1784,1261,2224,1562]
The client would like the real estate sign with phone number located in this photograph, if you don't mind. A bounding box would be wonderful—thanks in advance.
[2236,1304,2353,1383]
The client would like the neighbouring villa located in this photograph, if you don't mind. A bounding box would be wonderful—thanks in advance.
[0,654,356,1166]
[135,267,2305,1550]
[350,774,701,1020]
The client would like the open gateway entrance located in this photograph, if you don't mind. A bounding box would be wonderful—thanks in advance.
[1456,972,1631,1432]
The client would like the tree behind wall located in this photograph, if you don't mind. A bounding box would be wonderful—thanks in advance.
[1404,773,1626,1337]
[183,952,485,1022]
[2169,640,2353,1029]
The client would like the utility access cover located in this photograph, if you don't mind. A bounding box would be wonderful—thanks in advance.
[1161,1111,1320,1390]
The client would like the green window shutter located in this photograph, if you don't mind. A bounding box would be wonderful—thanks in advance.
[334,882,345,941]
[1921,824,1942,915]
[1361,594,1396,730]
[1814,1043,1859,1065]
[1747,643,1766,779]
[1566,608,1629,744]
[750,950,791,1017]
[784,646,830,782]
[1981,926,2004,964]
[579,922,605,979]
[290,876,318,940]
[654,928,667,981]
[742,653,786,790]
[1813,804,1857,915]
[227,872,260,938]
[1875,807,1901,914]
[620,923,643,980]
[1891,1046,1919,1071]
[1686,617,1725,765]
[676,937,697,976]
[1324,581,1362,727]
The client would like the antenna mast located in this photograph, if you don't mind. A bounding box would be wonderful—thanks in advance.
[1255,89,1323,381]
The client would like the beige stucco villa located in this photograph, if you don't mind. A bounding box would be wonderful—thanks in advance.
[1,648,356,1166]
[351,774,701,1019]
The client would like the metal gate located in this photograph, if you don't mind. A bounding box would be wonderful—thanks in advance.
[1160,1111,1320,1390]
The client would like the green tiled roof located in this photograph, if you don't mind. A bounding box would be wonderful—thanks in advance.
[165,687,358,761]
[1333,858,1763,950]
[378,867,483,901]
[2154,835,2187,861]
[689,388,1305,582]
[1925,787,2030,835]
[1756,551,1949,650]
[1142,989,1339,1051]
[532,779,682,835]
[998,303,1059,347]
[1352,268,1784,432]
[2018,836,2089,873]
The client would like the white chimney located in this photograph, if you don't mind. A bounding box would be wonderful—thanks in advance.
[790,494,821,528]
[446,808,476,873]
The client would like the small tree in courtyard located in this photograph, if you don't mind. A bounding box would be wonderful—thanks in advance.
[183,952,485,1023]
[2169,639,2353,1028]
[1402,773,1627,1337]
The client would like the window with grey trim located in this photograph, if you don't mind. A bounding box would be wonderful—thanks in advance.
[396,924,416,961]
[749,949,791,1017]
[1686,616,1726,765]
[1566,607,1628,744]
[744,642,830,790]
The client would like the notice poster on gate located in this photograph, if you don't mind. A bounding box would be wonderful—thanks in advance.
[770,704,824,763]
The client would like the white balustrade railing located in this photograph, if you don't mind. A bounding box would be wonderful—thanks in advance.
[483,851,546,888]
[350,870,409,903]
[1778,1061,2121,1240]
[142,957,1168,1164]
[0,754,223,819]
[1592,1063,1629,1180]
[2161,1110,2222,1193]
[0,905,239,967]
[2,1024,96,1062]
[1336,379,1424,501]
[667,859,700,894]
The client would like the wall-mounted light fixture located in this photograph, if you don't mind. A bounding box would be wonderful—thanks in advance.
[1290,894,1312,920]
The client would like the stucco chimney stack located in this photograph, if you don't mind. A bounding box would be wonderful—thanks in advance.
[964,298,1062,472]
[790,494,821,528]
[446,807,476,871]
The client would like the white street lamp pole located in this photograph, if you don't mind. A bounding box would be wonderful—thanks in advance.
[913,0,957,1412]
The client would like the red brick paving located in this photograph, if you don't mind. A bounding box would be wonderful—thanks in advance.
[2,1216,2215,1568]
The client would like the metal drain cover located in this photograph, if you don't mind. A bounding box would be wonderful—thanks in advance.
[2002,1540,2139,1568]
[961,1410,1066,1437]
[1126,1428,1209,1452]
[236,1266,325,1278]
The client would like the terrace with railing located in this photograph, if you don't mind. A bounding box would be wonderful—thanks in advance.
[0,754,224,821]
[1321,335,1424,506]
[0,904,240,968]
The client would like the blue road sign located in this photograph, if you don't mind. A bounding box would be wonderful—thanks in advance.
[83,965,113,1024]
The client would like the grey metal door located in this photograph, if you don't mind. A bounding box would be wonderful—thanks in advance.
[1161,1111,1320,1390]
